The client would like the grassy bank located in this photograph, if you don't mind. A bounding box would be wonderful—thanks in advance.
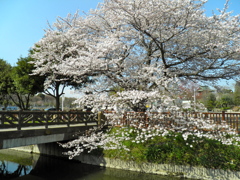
[96,127,240,171]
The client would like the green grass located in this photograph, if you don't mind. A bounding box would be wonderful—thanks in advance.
[0,150,33,166]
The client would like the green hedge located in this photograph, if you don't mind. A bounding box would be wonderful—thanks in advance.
[98,127,240,171]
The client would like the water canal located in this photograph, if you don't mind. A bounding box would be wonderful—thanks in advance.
[0,149,191,180]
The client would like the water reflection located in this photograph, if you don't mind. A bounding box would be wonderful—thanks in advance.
[0,161,31,179]
[0,149,185,180]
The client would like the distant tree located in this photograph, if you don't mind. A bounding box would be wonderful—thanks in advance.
[215,85,233,94]
[213,85,234,110]
[0,59,12,108]
[36,93,45,101]
[9,56,45,110]
[42,94,55,107]
[202,93,216,111]
[216,94,234,110]
[30,95,42,107]
[61,97,77,109]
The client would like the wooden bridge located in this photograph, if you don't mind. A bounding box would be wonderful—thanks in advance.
[0,111,101,149]
[0,110,239,149]
[0,110,101,130]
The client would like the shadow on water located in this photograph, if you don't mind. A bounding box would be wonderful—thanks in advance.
[29,155,181,180]
[29,155,105,180]
[0,149,188,180]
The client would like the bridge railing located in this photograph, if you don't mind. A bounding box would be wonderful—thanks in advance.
[0,111,98,130]
[103,111,240,133]
[1,110,239,133]
[200,111,240,131]
[103,111,177,128]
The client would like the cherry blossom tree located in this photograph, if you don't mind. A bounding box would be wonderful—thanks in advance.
[30,0,240,161]
[31,0,240,112]
[30,14,91,110]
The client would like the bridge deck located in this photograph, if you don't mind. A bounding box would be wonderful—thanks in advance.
[0,122,97,132]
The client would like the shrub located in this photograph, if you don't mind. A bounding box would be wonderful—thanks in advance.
[102,128,240,170]
[60,111,240,171]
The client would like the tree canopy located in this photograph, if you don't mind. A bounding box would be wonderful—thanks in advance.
[31,0,240,112]
[0,59,12,107]
[9,57,45,110]
[0,57,45,110]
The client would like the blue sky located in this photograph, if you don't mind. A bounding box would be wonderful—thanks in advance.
[0,0,239,66]
[0,0,103,65]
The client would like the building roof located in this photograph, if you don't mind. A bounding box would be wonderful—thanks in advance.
[197,86,214,92]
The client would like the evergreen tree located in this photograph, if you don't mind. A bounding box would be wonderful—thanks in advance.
[0,59,12,108]
[234,81,240,105]
[203,93,216,111]
[9,56,45,110]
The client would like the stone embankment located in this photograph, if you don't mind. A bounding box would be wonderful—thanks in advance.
[11,143,240,180]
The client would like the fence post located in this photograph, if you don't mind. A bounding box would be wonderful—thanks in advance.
[123,112,127,126]
[236,116,239,133]
[194,112,197,118]
[144,113,148,128]
[235,115,239,133]
[98,111,103,127]
[222,111,225,121]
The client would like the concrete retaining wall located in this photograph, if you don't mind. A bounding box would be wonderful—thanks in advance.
[11,143,240,180]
